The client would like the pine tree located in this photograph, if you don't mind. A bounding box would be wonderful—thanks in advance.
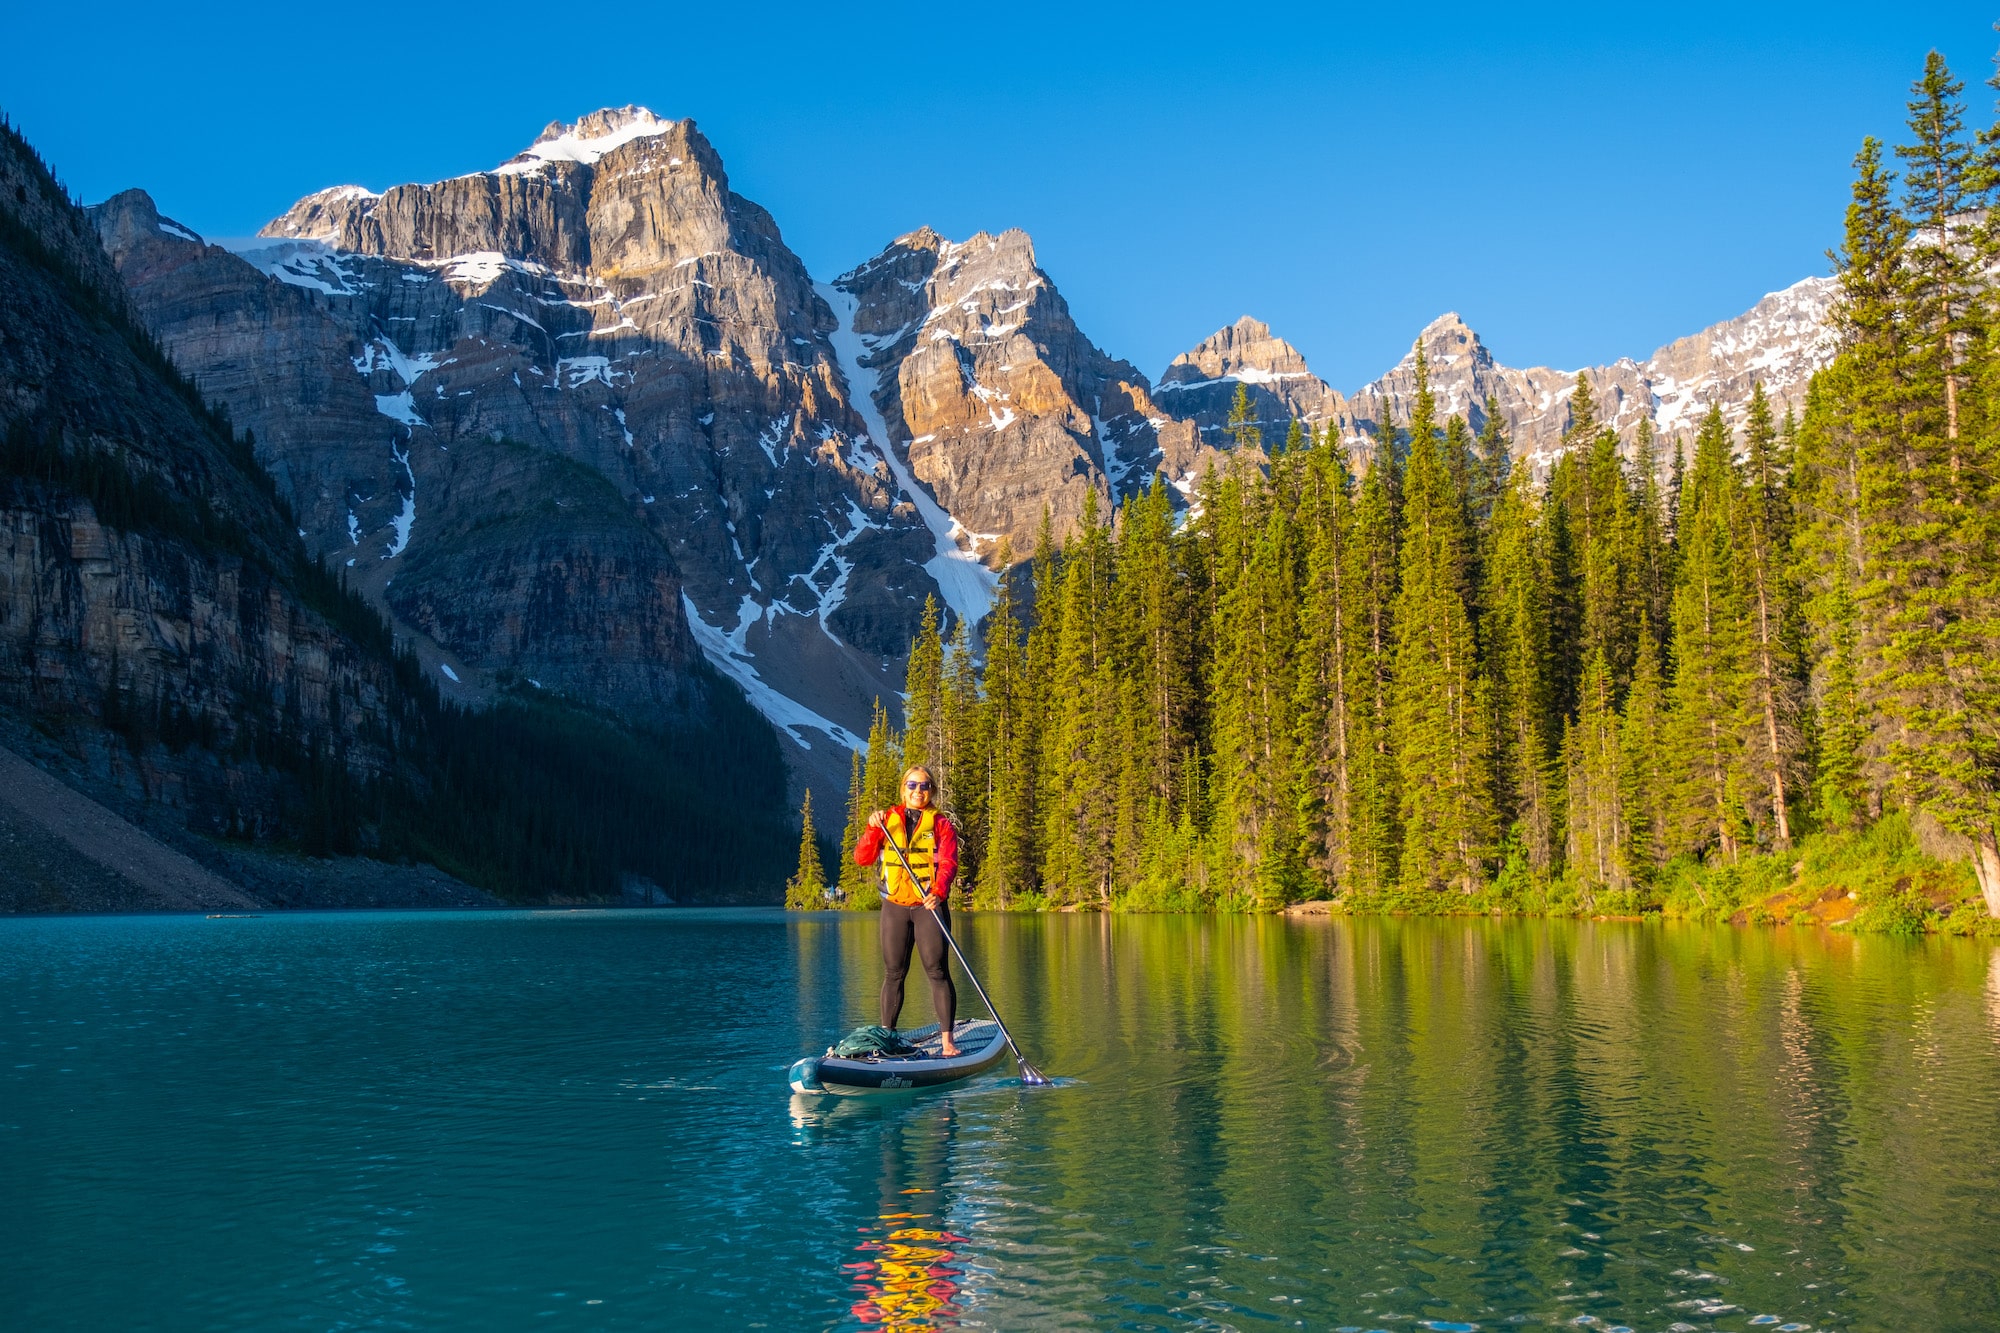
[1895,51,1979,473]
[1389,348,1493,894]
[1662,406,1749,862]
[1563,647,1633,903]
[901,595,946,783]
[1346,427,1402,896]
[865,698,901,816]
[1800,140,1905,827]
[1471,396,1511,540]
[1621,620,1670,876]
[1117,477,1189,880]
[1482,463,1559,877]
[784,789,830,909]
[1631,417,1674,644]
[837,747,873,906]
[1736,383,1808,847]
[1858,54,2000,908]
[1212,491,1301,903]
[977,543,1034,906]
[1226,382,1263,454]
[942,614,985,883]
[1292,438,1361,890]
[1037,491,1118,904]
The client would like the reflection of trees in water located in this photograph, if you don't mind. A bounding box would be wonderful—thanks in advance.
[797,916,2000,1328]
[1988,950,2000,1046]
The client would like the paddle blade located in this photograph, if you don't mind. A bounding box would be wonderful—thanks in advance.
[1017,1060,1052,1087]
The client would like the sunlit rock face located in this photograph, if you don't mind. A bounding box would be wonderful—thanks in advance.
[832,226,1207,554]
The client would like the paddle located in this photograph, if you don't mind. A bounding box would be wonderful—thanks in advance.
[880,812,1051,1086]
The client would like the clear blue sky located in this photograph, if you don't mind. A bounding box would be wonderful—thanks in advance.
[4,3,1993,388]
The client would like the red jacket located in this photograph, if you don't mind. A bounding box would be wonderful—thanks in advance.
[854,805,958,900]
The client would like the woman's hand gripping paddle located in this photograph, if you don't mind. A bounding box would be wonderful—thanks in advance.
[882,817,1051,1086]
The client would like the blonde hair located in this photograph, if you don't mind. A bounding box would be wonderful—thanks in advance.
[901,765,935,788]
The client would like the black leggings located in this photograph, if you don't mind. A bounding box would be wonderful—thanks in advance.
[880,899,956,1033]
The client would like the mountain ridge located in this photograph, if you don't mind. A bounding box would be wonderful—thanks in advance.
[82,104,1840,789]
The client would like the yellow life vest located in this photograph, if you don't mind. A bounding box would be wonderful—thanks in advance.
[880,807,938,906]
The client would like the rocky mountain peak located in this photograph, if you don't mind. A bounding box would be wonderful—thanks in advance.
[831,225,1201,552]
[1154,314,1346,450]
[90,187,207,255]
[1412,312,1487,369]
[509,106,679,171]
[1162,315,1314,384]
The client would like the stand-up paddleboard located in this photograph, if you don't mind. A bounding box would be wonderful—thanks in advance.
[789,1020,1006,1094]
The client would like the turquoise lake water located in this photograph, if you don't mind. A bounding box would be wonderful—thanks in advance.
[3,909,1998,1331]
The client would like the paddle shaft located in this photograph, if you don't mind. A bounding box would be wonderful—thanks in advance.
[878,813,1048,1084]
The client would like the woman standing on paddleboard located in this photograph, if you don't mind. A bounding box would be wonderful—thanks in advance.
[853,765,961,1057]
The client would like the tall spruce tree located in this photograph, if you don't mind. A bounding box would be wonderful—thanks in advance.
[1118,478,1189,871]
[1736,384,1808,847]
[1346,421,1403,895]
[1563,646,1634,901]
[1471,396,1511,541]
[1663,407,1750,862]
[1226,382,1264,454]
[902,596,946,782]
[977,544,1035,906]
[942,614,985,882]
[1389,349,1493,893]
[837,747,873,906]
[1862,55,2000,907]
[1621,619,1671,876]
[1213,491,1301,903]
[1482,464,1559,877]
[784,789,829,909]
[1038,491,1118,903]
[1800,139,1905,827]
[1292,438,1362,889]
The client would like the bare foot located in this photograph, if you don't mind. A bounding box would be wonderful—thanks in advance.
[940,1028,962,1057]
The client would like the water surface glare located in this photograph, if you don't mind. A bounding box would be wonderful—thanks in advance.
[3,910,1997,1331]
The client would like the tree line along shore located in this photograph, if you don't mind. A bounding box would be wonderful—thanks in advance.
[788,52,2000,939]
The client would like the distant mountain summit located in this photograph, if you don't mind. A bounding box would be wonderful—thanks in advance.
[1151,276,1837,474]
[1339,277,1837,469]
[1155,316,1348,449]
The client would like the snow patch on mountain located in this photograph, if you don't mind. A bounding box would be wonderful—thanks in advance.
[223,237,362,296]
[497,107,678,175]
[680,593,859,750]
[374,392,424,426]
[818,280,997,631]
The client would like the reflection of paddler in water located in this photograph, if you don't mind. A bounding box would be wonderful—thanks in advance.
[845,1103,966,1330]
[853,765,962,1057]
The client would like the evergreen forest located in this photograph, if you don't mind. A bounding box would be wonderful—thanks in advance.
[809,52,2000,931]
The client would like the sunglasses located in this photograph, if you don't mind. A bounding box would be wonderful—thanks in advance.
[904,781,933,792]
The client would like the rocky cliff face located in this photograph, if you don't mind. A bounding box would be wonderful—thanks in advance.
[1,125,405,837]
[94,109,946,793]
[831,227,1204,554]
